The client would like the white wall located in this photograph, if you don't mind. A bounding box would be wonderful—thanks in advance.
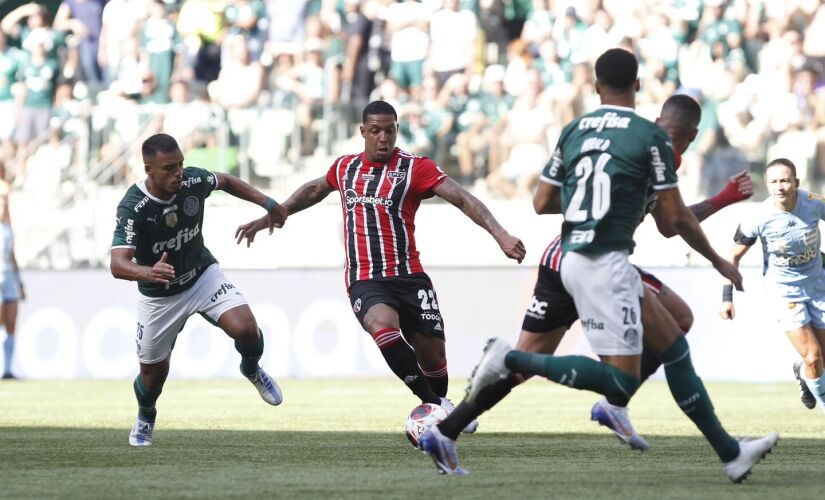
[10,266,798,382]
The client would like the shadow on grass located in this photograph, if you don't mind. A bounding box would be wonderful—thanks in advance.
[0,428,820,499]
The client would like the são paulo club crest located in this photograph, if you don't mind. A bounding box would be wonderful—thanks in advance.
[353,298,362,313]
[183,196,199,217]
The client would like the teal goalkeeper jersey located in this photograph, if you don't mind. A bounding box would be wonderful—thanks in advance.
[541,105,678,254]
[111,167,219,297]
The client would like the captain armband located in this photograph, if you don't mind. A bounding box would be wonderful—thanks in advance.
[733,225,756,246]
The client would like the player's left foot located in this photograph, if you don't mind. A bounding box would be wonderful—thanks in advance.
[128,417,155,447]
[1,372,17,380]
[246,366,283,406]
[465,337,512,405]
[419,425,468,475]
[723,432,779,483]
[792,362,816,410]
[590,398,649,451]
[440,397,479,434]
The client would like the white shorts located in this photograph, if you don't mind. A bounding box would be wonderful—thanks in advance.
[135,264,248,364]
[767,273,825,332]
[560,250,644,355]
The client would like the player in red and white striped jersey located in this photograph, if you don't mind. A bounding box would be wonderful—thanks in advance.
[236,101,526,416]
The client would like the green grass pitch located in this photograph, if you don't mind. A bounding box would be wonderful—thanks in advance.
[0,378,821,499]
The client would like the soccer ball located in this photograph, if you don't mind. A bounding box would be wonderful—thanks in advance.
[405,403,449,448]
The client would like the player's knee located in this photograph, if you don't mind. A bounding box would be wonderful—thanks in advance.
[675,309,694,333]
[802,348,822,371]
[228,318,259,343]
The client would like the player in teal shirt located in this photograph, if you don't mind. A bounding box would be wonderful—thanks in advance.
[111,133,289,446]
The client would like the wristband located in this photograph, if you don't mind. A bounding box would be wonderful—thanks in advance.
[709,179,749,211]
[263,197,278,211]
[722,284,733,302]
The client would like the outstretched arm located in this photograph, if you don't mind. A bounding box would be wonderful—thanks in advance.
[215,172,288,229]
[719,243,751,320]
[432,177,526,263]
[656,186,743,290]
[652,170,753,237]
[110,248,175,284]
[235,175,334,247]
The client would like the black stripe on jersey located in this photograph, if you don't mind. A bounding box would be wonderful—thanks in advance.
[390,156,413,274]
[342,156,361,286]
[362,165,385,279]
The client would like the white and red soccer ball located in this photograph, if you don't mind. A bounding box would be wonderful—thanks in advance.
[405,403,449,448]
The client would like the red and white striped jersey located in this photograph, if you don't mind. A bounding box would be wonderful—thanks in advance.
[326,148,448,288]
[540,234,563,272]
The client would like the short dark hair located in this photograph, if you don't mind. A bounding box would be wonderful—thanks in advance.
[142,133,180,159]
[362,100,397,124]
[767,158,796,177]
[594,48,638,91]
[661,94,702,130]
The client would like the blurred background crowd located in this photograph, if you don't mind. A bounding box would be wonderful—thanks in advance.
[1,0,824,267]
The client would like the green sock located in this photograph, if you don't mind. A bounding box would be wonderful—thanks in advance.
[662,336,739,463]
[235,329,265,377]
[133,376,162,423]
[504,351,640,401]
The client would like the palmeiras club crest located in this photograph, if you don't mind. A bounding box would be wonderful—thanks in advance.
[183,196,199,216]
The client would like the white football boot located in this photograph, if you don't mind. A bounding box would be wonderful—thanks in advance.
[128,417,155,447]
[723,433,779,483]
[465,337,512,405]
[246,366,284,406]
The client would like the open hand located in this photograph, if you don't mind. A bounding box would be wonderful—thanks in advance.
[235,216,269,247]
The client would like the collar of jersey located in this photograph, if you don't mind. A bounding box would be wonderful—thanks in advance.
[137,179,177,205]
[597,104,636,114]
[360,148,398,168]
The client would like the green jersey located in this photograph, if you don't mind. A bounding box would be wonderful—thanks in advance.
[541,105,678,254]
[111,167,219,297]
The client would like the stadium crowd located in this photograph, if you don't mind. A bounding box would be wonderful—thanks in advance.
[0,0,824,202]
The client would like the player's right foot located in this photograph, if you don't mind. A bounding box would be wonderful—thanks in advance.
[245,366,283,406]
[419,425,468,475]
[128,417,155,447]
[440,397,479,434]
[723,432,779,483]
[465,337,512,405]
[792,362,816,409]
[1,372,17,380]
[590,398,649,451]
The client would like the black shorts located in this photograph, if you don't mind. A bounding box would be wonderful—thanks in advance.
[348,273,445,339]
[521,265,578,333]
[521,264,664,333]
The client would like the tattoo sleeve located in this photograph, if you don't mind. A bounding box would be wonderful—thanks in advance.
[689,199,715,223]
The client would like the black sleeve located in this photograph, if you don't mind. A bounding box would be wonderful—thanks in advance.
[733,225,756,246]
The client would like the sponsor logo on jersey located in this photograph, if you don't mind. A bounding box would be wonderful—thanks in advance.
[124,218,135,244]
[548,148,562,178]
[650,146,667,182]
[770,246,818,267]
[525,296,548,319]
[361,174,375,182]
[344,188,394,211]
[787,220,797,227]
[210,282,236,302]
[181,176,202,188]
[421,312,442,321]
[183,196,199,217]
[151,223,200,253]
[581,318,604,331]
[353,298,361,313]
[578,112,630,132]
[134,197,149,212]
[570,229,595,244]
[165,268,198,290]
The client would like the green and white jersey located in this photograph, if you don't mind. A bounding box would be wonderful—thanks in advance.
[541,105,678,254]
[111,167,219,297]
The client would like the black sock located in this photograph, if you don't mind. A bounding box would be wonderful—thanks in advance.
[438,374,523,440]
[422,361,448,398]
[372,329,440,404]
[235,329,264,377]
